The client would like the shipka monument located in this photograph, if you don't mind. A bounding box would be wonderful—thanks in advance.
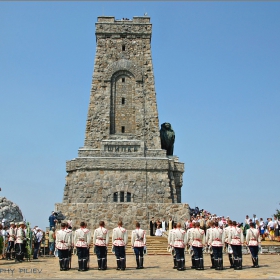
[55,16,189,230]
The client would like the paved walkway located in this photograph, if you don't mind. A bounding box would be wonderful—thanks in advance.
[0,254,279,279]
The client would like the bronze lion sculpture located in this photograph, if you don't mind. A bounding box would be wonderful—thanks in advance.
[160,122,175,156]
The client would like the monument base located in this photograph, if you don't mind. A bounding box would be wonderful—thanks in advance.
[55,202,189,230]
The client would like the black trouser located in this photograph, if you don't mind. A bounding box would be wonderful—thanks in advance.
[95,246,106,259]
[212,246,223,259]
[58,249,68,259]
[33,242,40,258]
[193,246,203,259]
[7,241,15,253]
[174,247,184,261]
[77,247,88,270]
[15,243,24,260]
[248,246,258,258]
[133,247,144,258]
[231,245,242,259]
[77,247,88,259]
[114,246,125,259]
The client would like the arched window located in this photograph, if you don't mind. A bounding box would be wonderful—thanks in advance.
[110,71,135,134]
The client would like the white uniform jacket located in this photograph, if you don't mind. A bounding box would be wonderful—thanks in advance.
[15,228,25,244]
[93,227,109,246]
[228,226,244,245]
[205,227,214,245]
[131,228,146,248]
[246,228,261,246]
[190,228,205,247]
[112,226,128,247]
[172,228,187,248]
[209,227,224,247]
[223,225,232,244]
[186,227,195,245]
[74,228,91,248]
[8,227,16,242]
[64,228,73,247]
[168,229,175,246]
[56,229,71,250]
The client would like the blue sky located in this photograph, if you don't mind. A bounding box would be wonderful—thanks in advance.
[1,2,279,228]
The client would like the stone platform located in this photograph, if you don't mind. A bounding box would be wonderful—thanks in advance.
[55,202,189,230]
[1,254,279,279]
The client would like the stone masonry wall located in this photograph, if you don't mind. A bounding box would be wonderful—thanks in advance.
[58,16,186,228]
[84,16,161,150]
[55,202,190,231]
[63,157,184,204]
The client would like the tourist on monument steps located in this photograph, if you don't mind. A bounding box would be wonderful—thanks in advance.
[93,221,109,270]
[149,217,155,236]
[131,222,146,269]
[74,221,91,271]
[112,221,128,270]
[168,217,174,231]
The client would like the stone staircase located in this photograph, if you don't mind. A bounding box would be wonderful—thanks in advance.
[89,235,169,255]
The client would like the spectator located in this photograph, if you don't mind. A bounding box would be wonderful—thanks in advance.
[244,215,250,225]
[273,216,279,242]
[267,218,275,241]
[252,214,258,225]
[47,227,55,256]
[259,218,265,241]
[49,212,57,229]
[243,219,252,237]
[33,228,43,259]
[67,219,72,230]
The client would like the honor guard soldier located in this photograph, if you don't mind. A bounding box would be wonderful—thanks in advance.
[15,222,26,262]
[131,222,146,269]
[112,221,128,270]
[7,222,16,260]
[186,221,196,269]
[171,222,187,271]
[205,221,215,269]
[228,221,244,270]
[93,221,109,270]
[223,220,234,268]
[190,222,205,270]
[74,221,91,271]
[246,222,261,268]
[168,222,177,269]
[55,223,71,271]
[209,222,224,270]
[64,223,73,270]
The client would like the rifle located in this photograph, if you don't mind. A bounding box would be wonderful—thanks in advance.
[87,247,90,269]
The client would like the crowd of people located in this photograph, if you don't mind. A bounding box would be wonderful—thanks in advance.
[0,209,279,273]
[0,221,45,262]
[149,211,280,242]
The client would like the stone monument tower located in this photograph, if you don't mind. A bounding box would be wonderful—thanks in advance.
[55,16,189,230]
